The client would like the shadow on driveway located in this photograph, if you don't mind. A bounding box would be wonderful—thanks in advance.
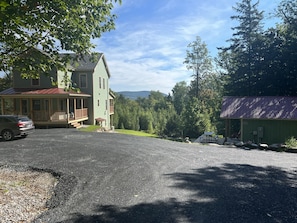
[59,164,297,223]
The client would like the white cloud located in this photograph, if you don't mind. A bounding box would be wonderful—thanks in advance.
[94,0,280,93]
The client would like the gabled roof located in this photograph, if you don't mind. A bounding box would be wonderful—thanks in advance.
[0,87,91,97]
[220,96,297,120]
[60,53,111,78]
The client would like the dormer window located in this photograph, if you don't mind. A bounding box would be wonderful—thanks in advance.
[31,78,40,86]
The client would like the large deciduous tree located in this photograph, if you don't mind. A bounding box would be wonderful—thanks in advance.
[0,0,121,78]
[171,81,188,115]
[184,36,212,98]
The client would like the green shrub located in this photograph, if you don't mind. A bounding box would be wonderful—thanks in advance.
[285,136,297,148]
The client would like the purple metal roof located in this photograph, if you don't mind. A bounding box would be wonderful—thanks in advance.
[220,96,297,120]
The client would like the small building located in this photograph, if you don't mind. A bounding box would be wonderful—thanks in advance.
[0,52,114,129]
[220,96,297,144]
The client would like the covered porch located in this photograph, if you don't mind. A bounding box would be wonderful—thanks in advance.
[0,88,91,127]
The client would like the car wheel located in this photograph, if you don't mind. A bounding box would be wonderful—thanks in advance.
[2,130,14,141]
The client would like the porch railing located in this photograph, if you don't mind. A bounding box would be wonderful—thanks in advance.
[32,108,88,122]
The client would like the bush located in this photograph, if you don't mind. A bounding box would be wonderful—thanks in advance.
[285,136,297,148]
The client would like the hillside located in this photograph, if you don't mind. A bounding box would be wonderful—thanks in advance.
[117,91,154,100]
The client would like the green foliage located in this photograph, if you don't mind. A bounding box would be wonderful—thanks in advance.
[218,0,264,96]
[184,36,212,98]
[218,0,297,96]
[172,81,188,115]
[114,91,175,135]
[0,72,13,92]
[285,136,297,148]
[0,0,121,77]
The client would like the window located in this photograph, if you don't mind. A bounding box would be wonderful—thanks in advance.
[21,100,28,114]
[79,74,87,88]
[99,77,102,89]
[33,100,41,110]
[97,99,100,107]
[31,78,40,86]
[103,78,105,89]
[105,100,108,110]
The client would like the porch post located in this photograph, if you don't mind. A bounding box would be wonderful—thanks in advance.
[81,98,83,115]
[225,119,229,138]
[48,98,53,121]
[74,98,77,119]
[66,98,70,122]
[30,98,33,119]
[240,119,243,142]
[1,98,4,115]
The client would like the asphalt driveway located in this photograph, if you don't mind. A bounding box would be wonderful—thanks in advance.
[0,129,296,223]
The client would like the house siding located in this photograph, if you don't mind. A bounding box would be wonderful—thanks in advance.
[242,119,297,144]
[70,56,110,127]
[13,69,57,89]
[91,58,110,127]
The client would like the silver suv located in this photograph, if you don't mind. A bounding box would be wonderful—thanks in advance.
[0,115,35,141]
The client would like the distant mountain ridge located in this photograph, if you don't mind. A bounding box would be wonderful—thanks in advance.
[117,91,166,100]
[116,91,152,100]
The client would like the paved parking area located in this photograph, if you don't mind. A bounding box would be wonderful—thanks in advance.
[0,128,296,223]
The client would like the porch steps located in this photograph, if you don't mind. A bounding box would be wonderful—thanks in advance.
[70,122,82,129]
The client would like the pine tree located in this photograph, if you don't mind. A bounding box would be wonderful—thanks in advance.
[218,0,264,96]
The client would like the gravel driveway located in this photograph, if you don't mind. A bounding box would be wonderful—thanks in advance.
[0,128,296,223]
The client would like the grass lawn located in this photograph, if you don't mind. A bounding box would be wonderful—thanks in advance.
[115,129,158,138]
[80,126,158,138]
[80,125,101,132]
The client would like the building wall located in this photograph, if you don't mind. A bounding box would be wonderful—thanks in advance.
[91,58,110,127]
[242,119,297,144]
[71,70,94,124]
[13,69,57,88]
[71,57,110,127]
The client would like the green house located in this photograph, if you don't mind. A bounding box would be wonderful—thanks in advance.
[0,53,115,129]
[220,96,297,144]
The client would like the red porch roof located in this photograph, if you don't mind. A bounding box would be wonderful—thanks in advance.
[0,88,91,97]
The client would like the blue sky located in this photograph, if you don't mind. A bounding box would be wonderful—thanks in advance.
[94,0,281,94]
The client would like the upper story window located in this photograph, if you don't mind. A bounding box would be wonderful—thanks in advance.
[103,78,105,89]
[79,74,87,88]
[99,77,102,89]
[31,78,40,86]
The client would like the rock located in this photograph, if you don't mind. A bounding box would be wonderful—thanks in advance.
[235,141,244,147]
[217,138,225,145]
[259,143,269,149]
[243,146,251,150]
[250,143,259,149]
